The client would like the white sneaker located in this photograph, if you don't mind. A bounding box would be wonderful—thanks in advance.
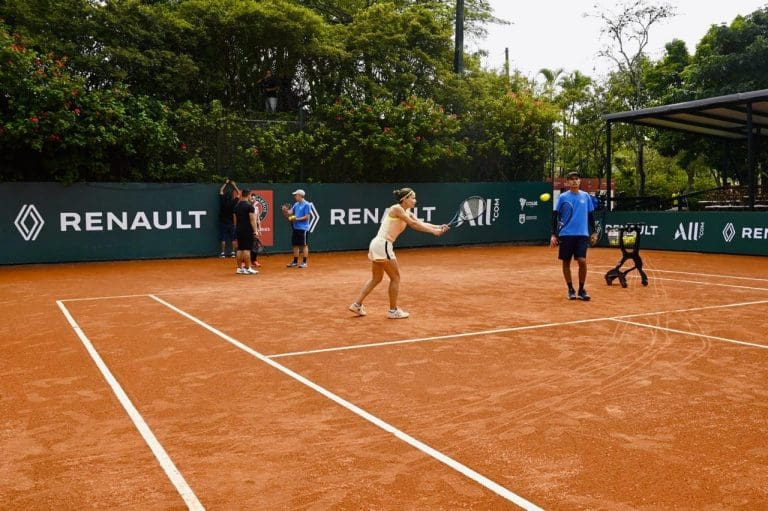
[387,308,410,319]
[244,267,258,275]
[348,303,367,316]
[298,262,308,268]
[236,267,246,274]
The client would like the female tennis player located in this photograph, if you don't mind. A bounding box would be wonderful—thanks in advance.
[349,187,449,319]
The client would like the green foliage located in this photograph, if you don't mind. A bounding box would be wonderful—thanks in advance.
[687,9,768,95]
[4,0,767,190]
[307,95,466,181]
[0,21,210,183]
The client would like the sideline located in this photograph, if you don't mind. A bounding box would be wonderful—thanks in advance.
[56,300,205,510]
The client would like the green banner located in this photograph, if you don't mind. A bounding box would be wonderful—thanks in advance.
[0,182,552,265]
[600,211,768,256]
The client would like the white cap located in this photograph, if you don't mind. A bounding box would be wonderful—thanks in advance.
[292,189,305,196]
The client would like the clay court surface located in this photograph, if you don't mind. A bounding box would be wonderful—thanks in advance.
[1,245,767,510]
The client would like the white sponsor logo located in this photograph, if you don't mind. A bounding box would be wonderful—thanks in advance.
[330,206,437,225]
[59,210,207,231]
[722,223,736,243]
[308,202,320,232]
[674,222,704,241]
[14,204,45,241]
[741,227,768,240]
[330,198,501,228]
[518,197,539,210]
[605,223,658,236]
[454,198,500,227]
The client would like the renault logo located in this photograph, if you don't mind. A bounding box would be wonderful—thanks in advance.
[722,222,736,243]
[14,204,45,241]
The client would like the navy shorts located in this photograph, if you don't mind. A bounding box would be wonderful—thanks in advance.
[558,236,589,261]
[219,223,235,242]
[292,229,309,247]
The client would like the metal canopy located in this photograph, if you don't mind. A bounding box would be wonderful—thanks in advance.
[603,89,768,140]
[602,90,766,209]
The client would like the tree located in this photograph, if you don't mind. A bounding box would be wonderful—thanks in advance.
[592,0,676,195]
[686,8,768,96]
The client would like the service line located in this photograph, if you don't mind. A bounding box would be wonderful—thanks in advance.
[149,294,544,511]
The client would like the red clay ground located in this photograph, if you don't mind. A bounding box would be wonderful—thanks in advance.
[1,245,767,510]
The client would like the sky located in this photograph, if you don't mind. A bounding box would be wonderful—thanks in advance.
[475,1,768,81]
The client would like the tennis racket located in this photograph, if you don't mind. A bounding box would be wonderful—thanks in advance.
[591,205,607,246]
[446,196,486,227]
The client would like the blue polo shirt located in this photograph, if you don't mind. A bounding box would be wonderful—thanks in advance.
[555,191,594,236]
[292,201,312,231]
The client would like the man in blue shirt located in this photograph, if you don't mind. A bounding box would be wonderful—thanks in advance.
[550,171,598,300]
[285,189,313,268]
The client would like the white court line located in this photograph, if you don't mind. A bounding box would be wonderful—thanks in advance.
[269,318,601,359]
[60,293,157,302]
[649,276,768,292]
[588,271,768,293]
[148,294,544,511]
[56,300,204,510]
[631,268,768,283]
[270,299,768,359]
[615,299,768,320]
[611,318,768,350]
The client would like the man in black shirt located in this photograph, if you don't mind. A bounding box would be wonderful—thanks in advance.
[218,179,240,257]
[234,189,260,274]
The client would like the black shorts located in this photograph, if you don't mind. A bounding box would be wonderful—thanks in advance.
[218,223,235,242]
[291,228,309,247]
[558,236,589,261]
[236,231,254,251]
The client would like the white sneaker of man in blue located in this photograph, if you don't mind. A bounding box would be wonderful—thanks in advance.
[244,267,258,275]
[348,303,367,316]
[298,262,308,268]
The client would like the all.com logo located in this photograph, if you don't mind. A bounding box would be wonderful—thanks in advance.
[14,204,45,241]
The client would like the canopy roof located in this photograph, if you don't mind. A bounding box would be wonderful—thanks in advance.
[603,89,768,140]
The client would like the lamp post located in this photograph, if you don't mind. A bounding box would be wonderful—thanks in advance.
[454,0,464,74]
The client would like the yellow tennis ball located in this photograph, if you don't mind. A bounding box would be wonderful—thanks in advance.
[540,192,551,202]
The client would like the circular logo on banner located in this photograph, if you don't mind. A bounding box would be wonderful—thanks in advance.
[252,195,269,222]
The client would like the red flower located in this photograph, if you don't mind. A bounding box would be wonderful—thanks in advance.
[29,116,39,123]
[49,133,61,142]
[383,127,391,133]
[73,108,80,116]
[179,143,188,151]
